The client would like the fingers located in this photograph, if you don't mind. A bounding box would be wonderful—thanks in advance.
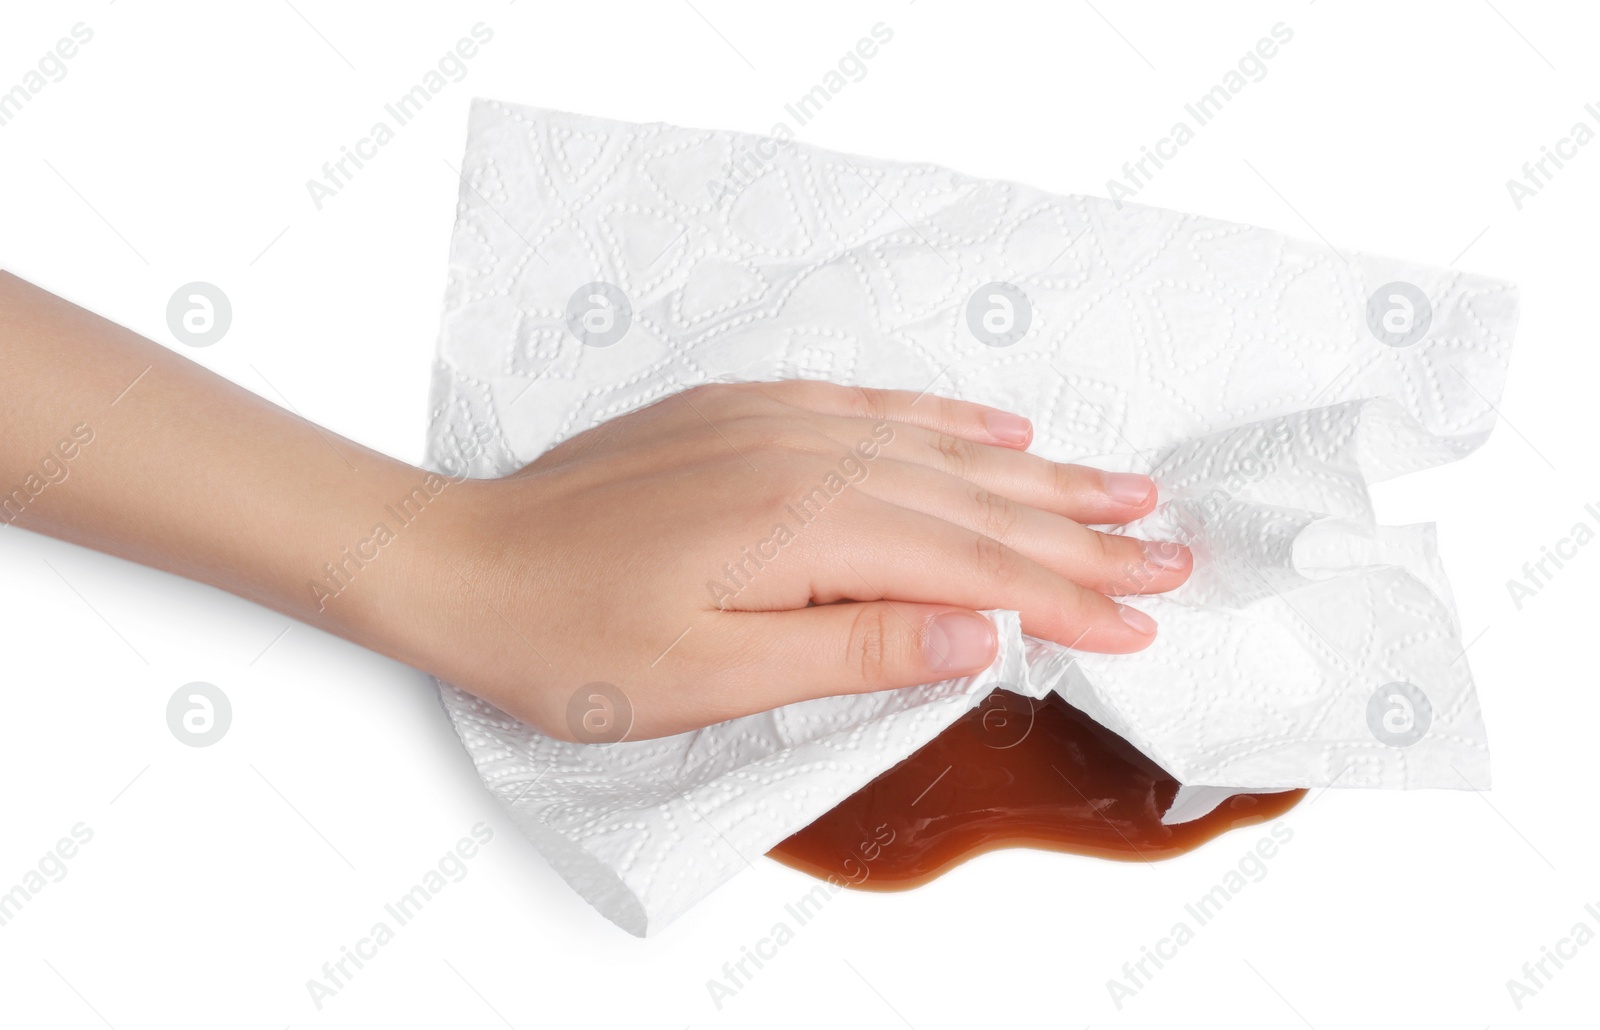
[854,458,1192,595]
[784,411,1155,526]
[535,381,1037,473]
[755,379,1035,450]
[808,495,1158,653]
[871,425,1158,525]
[559,381,1145,533]
[743,385,1157,530]
[709,602,1002,714]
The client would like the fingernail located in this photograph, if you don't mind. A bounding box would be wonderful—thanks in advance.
[983,410,1032,446]
[927,611,997,671]
[1105,472,1155,505]
[1142,540,1189,570]
[1118,603,1156,635]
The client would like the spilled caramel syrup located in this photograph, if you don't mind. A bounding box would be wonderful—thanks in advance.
[769,689,1304,891]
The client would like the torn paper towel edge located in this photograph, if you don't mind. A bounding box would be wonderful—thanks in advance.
[424,99,1517,934]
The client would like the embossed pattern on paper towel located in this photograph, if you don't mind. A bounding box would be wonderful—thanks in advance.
[423,99,1516,934]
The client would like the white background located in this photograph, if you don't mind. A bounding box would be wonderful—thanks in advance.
[1,1,1594,1027]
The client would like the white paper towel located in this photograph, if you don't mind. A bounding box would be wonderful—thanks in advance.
[424,99,1518,935]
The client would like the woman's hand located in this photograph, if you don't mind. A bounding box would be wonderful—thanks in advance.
[408,380,1190,741]
[0,273,1188,745]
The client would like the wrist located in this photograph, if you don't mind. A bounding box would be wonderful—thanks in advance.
[306,463,513,680]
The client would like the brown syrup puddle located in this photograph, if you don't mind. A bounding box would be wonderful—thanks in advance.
[769,688,1304,890]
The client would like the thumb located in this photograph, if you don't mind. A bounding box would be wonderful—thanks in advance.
[721,603,1000,711]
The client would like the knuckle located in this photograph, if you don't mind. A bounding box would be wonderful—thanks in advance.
[753,379,803,407]
[1097,534,1144,592]
[762,476,824,525]
[934,432,975,472]
[1091,529,1117,565]
[733,416,823,455]
[1125,538,1165,591]
[518,697,578,743]
[847,385,886,421]
[971,488,1018,541]
[972,532,1018,587]
[845,605,897,684]
[684,381,726,404]
[1049,460,1081,501]
[936,395,965,431]
[688,380,759,416]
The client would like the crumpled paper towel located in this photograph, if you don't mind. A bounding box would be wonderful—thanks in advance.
[423,98,1518,935]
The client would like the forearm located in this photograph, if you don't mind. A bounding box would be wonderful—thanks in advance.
[0,271,454,654]
[1,271,1189,741]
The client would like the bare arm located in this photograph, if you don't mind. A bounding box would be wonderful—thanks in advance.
[0,272,1190,741]
[0,271,432,652]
